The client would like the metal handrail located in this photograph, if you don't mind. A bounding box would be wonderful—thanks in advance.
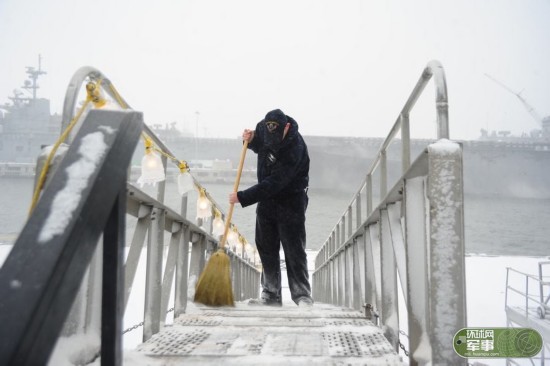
[372,60,448,169]
[321,61,449,248]
[312,60,466,365]
[505,266,550,318]
[61,66,261,308]
[0,108,142,365]
[315,60,450,266]
[61,67,232,225]
[1,68,261,365]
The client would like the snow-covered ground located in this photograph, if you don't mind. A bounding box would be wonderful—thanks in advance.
[0,245,547,365]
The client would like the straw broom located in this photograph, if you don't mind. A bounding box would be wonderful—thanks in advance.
[194,141,248,306]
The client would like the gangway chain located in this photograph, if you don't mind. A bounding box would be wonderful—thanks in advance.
[133,302,402,365]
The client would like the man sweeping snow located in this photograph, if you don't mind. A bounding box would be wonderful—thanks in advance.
[229,109,313,307]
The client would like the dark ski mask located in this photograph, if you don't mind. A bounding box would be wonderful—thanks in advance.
[263,109,287,150]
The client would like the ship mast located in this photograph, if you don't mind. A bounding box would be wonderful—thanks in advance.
[22,54,47,100]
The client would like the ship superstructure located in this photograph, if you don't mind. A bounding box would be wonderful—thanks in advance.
[0,56,61,163]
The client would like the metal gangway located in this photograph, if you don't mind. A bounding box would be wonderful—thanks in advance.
[0,60,466,365]
[505,261,550,364]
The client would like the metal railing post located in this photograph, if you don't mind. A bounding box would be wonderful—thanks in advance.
[380,208,399,350]
[160,224,183,326]
[143,207,165,342]
[380,151,388,199]
[427,141,466,363]
[401,114,411,173]
[367,174,373,216]
[175,225,190,317]
[404,176,430,364]
[356,191,362,229]
[124,207,151,311]
[101,184,126,366]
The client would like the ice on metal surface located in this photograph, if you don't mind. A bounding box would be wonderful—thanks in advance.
[136,302,403,365]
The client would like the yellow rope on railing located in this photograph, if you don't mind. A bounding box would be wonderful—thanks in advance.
[29,75,249,254]
[28,79,103,215]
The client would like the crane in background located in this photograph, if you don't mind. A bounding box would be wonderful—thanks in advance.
[485,73,549,140]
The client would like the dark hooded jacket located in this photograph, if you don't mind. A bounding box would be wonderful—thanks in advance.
[237,115,309,208]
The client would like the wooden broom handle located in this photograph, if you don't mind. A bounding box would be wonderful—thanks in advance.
[220,140,248,248]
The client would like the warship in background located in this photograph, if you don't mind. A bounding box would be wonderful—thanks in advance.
[1,60,548,198]
[0,56,61,176]
[481,73,550,143]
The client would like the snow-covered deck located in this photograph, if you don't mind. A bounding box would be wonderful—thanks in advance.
[131,301,402,365]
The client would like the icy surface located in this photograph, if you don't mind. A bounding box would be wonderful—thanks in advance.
[40,143,69,158]
[38,130,111,243]
[427,139,463,360]
[429,138,460,155]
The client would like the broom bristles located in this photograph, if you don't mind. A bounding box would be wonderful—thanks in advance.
[194,249,235,306]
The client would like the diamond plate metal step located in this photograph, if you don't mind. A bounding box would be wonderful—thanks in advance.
[134,302,403,365]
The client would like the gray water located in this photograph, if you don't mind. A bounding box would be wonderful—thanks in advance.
[0,177,549,256]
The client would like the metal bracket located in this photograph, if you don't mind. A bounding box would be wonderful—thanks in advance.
[138,204,152,219]
[170,221,182,234]
[190,231,202,243]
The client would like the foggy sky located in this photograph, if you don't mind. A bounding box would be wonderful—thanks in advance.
[0,0,549,140]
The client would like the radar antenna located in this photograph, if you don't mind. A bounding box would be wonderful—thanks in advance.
[22,54,47,100]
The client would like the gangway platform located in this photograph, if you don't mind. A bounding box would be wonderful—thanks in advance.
[134,302,403,365]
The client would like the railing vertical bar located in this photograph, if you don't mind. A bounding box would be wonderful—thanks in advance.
[352,240,362,310]
[332,259,337,304]
[339,253,345,307]
[386,203,408,302]
[369,223,383,318]
[367,174,373,216]
[188,233,204,285]
[143,207,165,341]
[344,246,351,307]
[539,263,545,306]
[231,255,238,301]
[380,151,388,199]
[380,208,399,350]
[404,176,430,364]
[526,277,529,317]
[348,207,353,241]
[160,226,183,325]
[401,114,411,173]
[175,226,190,317]
[101,185,126,366]
[336,223,341,250]
[356,191,362,231]
[335,257,340,306]
[331,257,337,305]
[124,214,150,311]
[505,268,510,310]
[342,219,346,249]
[84,243,103,334]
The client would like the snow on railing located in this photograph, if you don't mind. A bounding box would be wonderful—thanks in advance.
[312,60,466,365]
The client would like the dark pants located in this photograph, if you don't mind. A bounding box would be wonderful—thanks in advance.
[255,190,311,304]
